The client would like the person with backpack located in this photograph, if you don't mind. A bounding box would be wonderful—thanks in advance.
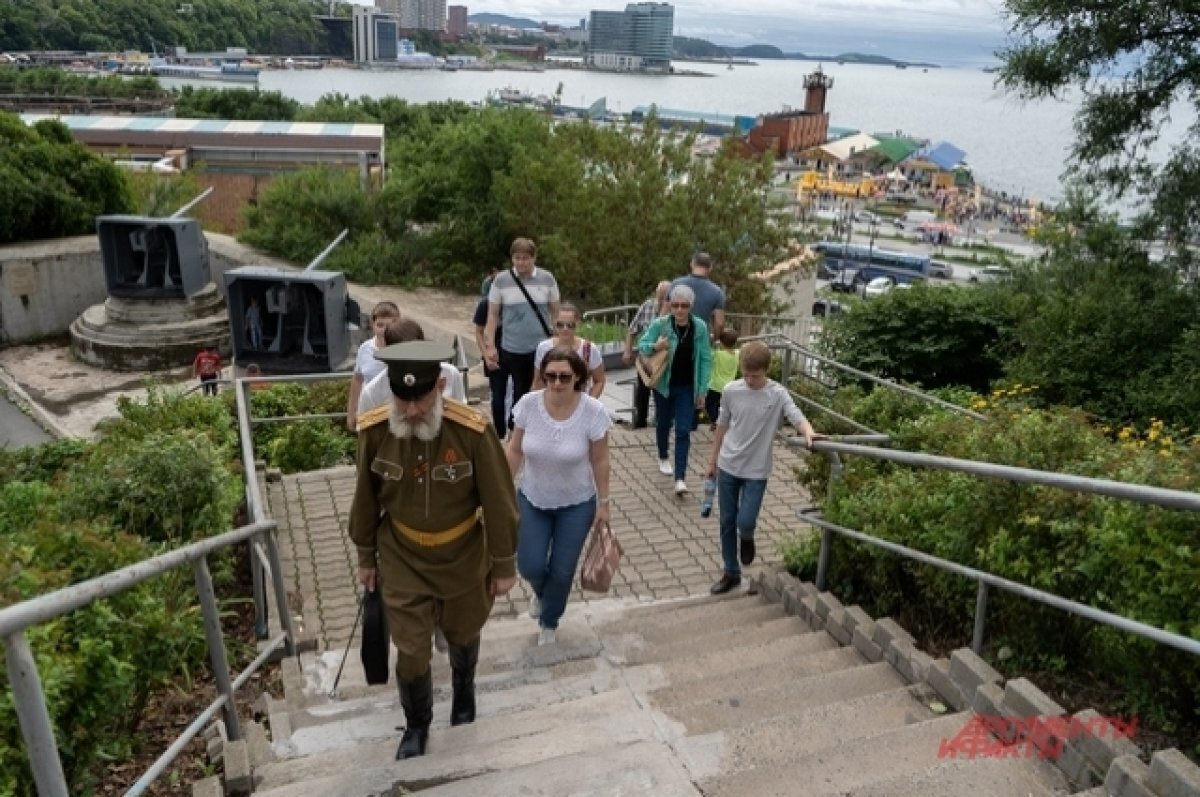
[532,303,605,399]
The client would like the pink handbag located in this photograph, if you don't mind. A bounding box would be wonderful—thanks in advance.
[580,522,623,593]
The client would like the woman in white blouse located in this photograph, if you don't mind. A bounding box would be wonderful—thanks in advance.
[506,346,612,646]
[531,303,606,399]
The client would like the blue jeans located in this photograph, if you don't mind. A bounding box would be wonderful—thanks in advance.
[717,468,768,578]
[516,491,596,630]
[653,387,695,480]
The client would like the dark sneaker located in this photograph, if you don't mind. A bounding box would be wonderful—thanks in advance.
[709,574,742,595]
[740,537,756,566]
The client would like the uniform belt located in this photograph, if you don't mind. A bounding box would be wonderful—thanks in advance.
[391,512,478,547]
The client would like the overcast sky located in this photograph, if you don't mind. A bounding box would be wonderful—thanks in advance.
[468,0,1012,65]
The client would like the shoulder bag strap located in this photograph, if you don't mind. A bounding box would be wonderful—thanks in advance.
[510,268,553,338]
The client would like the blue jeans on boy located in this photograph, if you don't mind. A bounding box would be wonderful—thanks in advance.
[516,491,596,630]
[653,387,695,480]
[717,468,768,577]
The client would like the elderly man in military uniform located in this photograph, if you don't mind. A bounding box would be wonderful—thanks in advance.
[349,340,519,760]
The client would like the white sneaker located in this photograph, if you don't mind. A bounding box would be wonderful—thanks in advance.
[658,459,672,476]
[537,627,557,646]
[528,594,541,620]
[675,480,689,495]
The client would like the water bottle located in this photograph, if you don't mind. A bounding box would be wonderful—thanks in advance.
[700,478,716,518]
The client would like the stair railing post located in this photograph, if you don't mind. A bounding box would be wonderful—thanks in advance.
[972,581,989,654]
[5,632,69,797]
[816,451,843,592]
[193,557,241,740]
[250,538,267,639]
[262,528,297,656]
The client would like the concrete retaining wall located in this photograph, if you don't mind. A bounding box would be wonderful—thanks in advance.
[0,232,285,346]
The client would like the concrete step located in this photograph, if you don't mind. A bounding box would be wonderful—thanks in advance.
[633,630,846,694]
[608,602,788,646]
[593,593,777,635]
[675,685,940,780]
[276,658,628,759]
[647,644,866,710]
[618,616,814,665]
[838,755,1072,796]
[412,740,700,797]
[290,617,605,708]
[254,689,677,795]
[666,660,908,735]
[698,712,1066,796]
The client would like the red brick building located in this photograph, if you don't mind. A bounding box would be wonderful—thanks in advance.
[739,67,833,159]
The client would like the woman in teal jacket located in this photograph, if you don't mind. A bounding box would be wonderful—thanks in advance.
[638,284,713,495]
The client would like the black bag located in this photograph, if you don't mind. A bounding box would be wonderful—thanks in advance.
[510,268,553,338]
[360,589,390,686]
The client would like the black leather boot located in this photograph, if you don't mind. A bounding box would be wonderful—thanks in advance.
[395,669,433,759]
[448,637,480,726]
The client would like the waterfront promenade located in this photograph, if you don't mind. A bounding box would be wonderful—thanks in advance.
[264,386,815,653]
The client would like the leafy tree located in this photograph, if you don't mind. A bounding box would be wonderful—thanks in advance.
[0,111,133,244]
[1004,196,1200,427]
[999,0,1200,252]
[0,0,329,54]
[816,283,1020,392]
[172,86,300,120]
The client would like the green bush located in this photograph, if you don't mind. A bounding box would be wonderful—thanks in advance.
[267,420,354,474]
[784,398,1200,736]
[0,511,204,797]
[62,430,240,544]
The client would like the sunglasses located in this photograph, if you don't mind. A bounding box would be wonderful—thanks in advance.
[670,302,691,309]
[543,371,575,384]
[554,321,577,329]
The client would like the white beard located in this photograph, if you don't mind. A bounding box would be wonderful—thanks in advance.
[388,394,444,441]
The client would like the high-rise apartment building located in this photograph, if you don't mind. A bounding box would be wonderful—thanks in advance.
[417,0,447,31]
[447,5,468,37]
[587,2,673,72]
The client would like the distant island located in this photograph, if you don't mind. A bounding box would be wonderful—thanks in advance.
[672,36,939,69]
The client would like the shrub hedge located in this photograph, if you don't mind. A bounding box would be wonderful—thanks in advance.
[785,388,1200,741]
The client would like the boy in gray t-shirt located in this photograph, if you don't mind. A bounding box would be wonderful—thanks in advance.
[704,341,820,594]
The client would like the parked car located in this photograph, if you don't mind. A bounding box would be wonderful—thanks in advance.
[863,276,896,299]
[855,210,879,224]
[816,258,839,280]
[829,267,864,293]
[969,265,1012,283]
[928,260,954,279]
[891,219,906,231]
[811,298,846,317]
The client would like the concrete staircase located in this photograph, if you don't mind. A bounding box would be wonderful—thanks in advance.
[198,569,1200,797]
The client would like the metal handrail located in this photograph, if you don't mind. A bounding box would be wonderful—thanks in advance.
[789,438,1200,658]
[1,520,285,797]
[7,370,362,795]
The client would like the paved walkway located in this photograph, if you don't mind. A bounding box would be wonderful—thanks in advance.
[266,426,816,653]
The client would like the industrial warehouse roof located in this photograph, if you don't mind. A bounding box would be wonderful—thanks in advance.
[630,105,742,128]
[19,114,385,141]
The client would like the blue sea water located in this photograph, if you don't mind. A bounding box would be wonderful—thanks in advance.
[225,58,1193,207]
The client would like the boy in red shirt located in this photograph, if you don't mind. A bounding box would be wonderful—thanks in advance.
[193,344,222,396]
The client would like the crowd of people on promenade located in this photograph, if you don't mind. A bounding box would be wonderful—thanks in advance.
[342,236,820,762]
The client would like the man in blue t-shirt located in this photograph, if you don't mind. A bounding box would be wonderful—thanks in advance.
[671,252,726,342]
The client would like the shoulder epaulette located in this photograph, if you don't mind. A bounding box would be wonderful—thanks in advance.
[356,403,390,432]
[443,398,488,433]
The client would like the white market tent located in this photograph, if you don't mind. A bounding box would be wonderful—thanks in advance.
[818,132,880,163]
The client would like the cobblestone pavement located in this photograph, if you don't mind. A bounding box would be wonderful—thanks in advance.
[265,425,816,654]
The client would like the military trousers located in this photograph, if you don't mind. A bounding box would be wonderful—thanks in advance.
[381,578,494,680]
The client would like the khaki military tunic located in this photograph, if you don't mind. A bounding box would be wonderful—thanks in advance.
[348,399,518,678]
